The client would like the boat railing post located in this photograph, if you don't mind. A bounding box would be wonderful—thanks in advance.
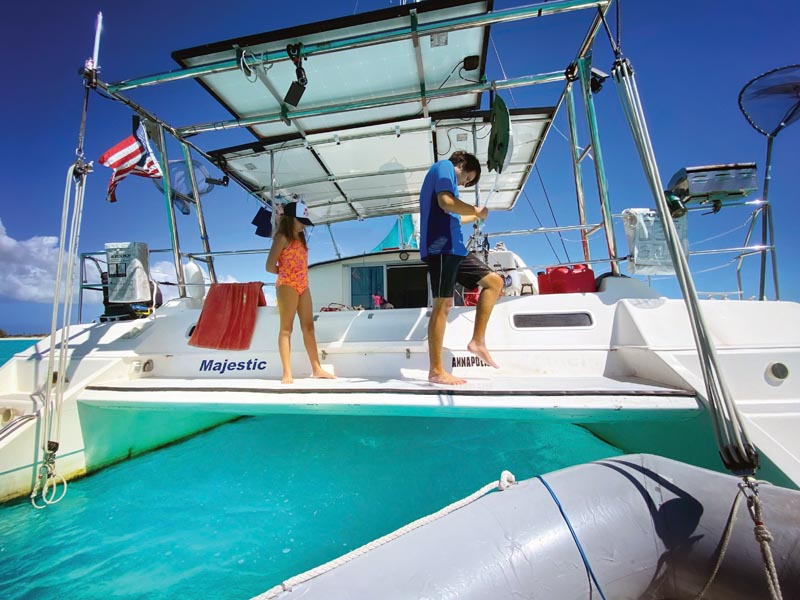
[758,135,779,300]
[576,56,619,275]
[565,81,591,263]
[78,253,85,323]
[180,141,217,284]
[156,125,186,297]
[735,206,762,300]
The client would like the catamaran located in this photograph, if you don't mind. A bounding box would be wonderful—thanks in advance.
[1,1,798,597]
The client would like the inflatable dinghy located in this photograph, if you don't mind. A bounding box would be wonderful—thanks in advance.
[256,454,800,600]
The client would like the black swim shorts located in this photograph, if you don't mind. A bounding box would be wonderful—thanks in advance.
[424,253,493,298]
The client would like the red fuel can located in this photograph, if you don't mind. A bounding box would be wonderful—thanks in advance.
[538,264,596,294]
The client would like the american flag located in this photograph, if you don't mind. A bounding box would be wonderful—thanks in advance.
[99,122,163,202]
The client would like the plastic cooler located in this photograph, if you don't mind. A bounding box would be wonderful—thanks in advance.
[537,264,596,294]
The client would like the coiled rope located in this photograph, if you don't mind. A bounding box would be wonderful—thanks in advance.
[254,470,516,599]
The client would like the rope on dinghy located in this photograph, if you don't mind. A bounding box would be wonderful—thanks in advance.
[537,475,608,600]
[695,479,783,600]
[253,470,517,599]
[740,479,784,600]
[611,56,784,600]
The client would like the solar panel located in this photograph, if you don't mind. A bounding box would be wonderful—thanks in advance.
[173,0,555,224]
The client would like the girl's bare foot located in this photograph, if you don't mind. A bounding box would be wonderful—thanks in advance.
[312,368,336,379]
[428,370,467,385]
[281,373,294,384]
[467,340,499,368]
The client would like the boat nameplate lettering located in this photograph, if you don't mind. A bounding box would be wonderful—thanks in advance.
[199,359,268,374]
[452,355,491,368]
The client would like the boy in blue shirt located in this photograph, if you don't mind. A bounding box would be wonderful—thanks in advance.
[419,151,503,385]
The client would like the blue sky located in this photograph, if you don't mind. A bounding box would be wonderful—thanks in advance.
[1,0,798,335]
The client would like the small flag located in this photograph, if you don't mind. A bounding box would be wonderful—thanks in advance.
[99,122,163,202]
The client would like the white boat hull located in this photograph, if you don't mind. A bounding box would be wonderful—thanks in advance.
[2,278,799,503]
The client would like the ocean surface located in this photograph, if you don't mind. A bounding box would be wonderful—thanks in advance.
[0,338,41,365]
[0,338,623,599]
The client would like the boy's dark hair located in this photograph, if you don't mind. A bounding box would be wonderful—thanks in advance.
[449,151,481,187]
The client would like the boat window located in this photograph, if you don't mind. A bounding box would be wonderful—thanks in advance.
[386,264,429,309]
[513,313,593,328]
[351,266,385,309]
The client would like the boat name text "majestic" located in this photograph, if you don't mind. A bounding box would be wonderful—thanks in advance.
[199,359,268,374]
[452,356,491,368]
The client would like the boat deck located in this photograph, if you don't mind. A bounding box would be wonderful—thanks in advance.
[80,374,701,420]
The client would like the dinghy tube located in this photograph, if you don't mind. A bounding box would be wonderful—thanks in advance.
[258,454,800,600]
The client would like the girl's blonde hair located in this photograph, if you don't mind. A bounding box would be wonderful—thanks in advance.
[275,213,307,248]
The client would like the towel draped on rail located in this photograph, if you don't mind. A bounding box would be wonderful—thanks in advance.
[188,282,266,350]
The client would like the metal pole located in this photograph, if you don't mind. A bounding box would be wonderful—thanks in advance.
[156,125,186,297]
[177,71,565,137]
[269,149,278,242]
[78,255,85,324]
[758,135,779,300]
[180,142,217,283]
[107,0,609,93]
[565,82,590,262]
[327,224,342,259]
[576,56,618,274]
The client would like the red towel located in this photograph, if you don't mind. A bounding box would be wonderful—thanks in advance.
[188,282,266,350]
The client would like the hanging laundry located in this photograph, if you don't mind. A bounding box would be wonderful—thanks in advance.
[251,206,273,238]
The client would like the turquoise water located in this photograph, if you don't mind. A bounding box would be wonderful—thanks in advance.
[0,340,623,599]
[0,338,40,366]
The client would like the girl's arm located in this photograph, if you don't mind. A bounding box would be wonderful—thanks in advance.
[265,234,287,274]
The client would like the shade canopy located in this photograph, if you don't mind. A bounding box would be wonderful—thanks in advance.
[172,0,558,224]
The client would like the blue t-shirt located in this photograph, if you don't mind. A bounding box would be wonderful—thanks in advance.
[419,160,467,259]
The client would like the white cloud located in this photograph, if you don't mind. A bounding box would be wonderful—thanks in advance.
[150,260,240,304]
[150,260,181,304]
[0,217,62,303]
[0,218,242,307]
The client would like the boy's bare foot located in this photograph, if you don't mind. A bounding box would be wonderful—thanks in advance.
[312,368,336,379]
[467,340,499,368]
[428,371,467,385]
[281,374,294,384]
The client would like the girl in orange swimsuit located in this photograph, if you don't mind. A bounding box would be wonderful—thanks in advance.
[266,201,336,384]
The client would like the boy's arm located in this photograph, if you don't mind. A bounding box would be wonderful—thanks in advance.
[437,191,489,222]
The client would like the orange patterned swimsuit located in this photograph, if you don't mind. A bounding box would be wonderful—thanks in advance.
[275,238,309,295]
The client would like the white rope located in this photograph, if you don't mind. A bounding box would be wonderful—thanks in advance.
[32,164,85,508]
[695,479,784,600]
[253,470,516,599]
[689,215,754,247]
[695,488,742,599]
[743,480,784,600]
[613,58,755,470]
[490,35,585,157]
